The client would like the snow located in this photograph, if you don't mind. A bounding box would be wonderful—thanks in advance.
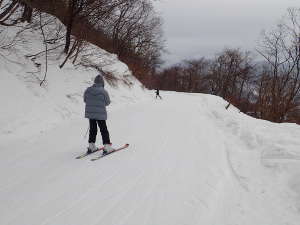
[1,47,300,225]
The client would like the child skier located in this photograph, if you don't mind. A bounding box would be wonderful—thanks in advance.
[84,74,114,154]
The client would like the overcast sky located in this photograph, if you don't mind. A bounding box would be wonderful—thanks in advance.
[154,0,300,66]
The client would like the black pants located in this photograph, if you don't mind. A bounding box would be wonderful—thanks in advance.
[88,119,111,144]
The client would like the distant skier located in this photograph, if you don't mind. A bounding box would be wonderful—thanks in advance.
[155,89,162,99]
[84,74,114,154]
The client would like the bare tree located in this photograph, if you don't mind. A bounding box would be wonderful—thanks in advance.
[1,0,165,78]
[256,8,300,122]
[207,48,254,106]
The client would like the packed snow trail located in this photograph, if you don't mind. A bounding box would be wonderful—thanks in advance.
[1,92,300,225]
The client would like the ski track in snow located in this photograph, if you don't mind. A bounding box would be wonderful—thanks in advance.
[1,92,300,225]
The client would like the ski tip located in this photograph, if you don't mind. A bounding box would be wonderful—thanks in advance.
[125,143,129,147]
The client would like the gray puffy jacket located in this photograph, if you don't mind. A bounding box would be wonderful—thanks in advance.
[84,83,110,120]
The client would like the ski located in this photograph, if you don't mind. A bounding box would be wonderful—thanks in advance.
[76,147,105,159]
[91,144,129,161]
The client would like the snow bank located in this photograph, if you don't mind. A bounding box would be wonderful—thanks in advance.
[0,45,150,143]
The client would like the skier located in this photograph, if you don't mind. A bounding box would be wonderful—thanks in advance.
[84,74,114,154]
[155,89,162,99]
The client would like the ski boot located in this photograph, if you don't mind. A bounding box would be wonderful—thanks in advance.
[87,143,98,154]
[103,144,114,155]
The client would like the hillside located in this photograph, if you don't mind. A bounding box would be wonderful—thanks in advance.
[0,48,149,143]
[1,40,300,225]
[1,76,300,224]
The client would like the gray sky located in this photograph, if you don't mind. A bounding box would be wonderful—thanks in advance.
[154,0,300,66]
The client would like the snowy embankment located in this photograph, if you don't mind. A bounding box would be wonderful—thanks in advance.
[1,55,300,224]
[0,53,148,143]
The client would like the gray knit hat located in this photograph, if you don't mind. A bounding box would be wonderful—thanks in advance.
[94,74,104,87]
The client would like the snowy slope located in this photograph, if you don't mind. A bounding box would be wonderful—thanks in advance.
[0,23,149,143]
[1,83,300,225]
[1,33,300,224]
[0,53,149,143]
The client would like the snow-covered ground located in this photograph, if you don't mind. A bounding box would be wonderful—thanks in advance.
[1,48,300,225]
[0,53,147,143]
